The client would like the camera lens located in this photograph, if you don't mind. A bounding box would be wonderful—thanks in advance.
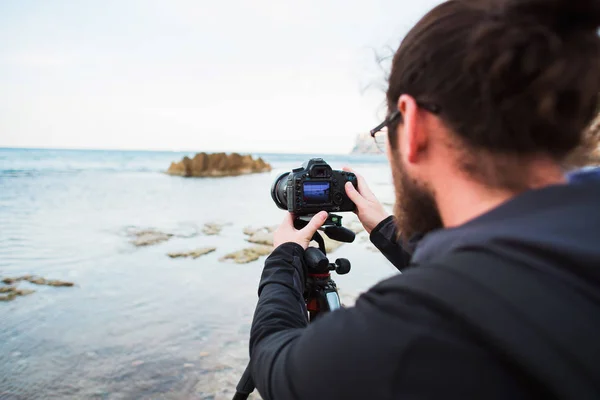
[270,172,289,210]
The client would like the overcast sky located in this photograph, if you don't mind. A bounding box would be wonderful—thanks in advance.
[0,0,442,154]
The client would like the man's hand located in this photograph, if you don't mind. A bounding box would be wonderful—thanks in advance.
[273,211,328,250]
[343,167,390,234]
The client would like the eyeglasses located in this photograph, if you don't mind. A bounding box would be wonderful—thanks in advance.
[370,101,441,153]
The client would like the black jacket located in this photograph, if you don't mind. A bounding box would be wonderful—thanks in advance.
[249,180,600,400]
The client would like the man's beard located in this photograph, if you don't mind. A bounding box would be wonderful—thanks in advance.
[391,155,444,240]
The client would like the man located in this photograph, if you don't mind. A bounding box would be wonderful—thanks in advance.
[249,0,600,398]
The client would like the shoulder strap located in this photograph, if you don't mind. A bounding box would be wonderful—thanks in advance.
[394,251,600,400]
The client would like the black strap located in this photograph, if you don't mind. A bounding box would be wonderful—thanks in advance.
[392,251,600,400]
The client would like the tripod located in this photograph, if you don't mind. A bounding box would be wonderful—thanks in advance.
[232,214,355,400]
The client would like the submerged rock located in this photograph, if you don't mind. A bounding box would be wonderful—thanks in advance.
[245,229,275,246]
[0,292,16,302]
[129,229,174,247]
[242,226,259,236]
[243,225,277,241]
[323,236,344,253]
[168,247,217,259]
[0,286,15,294]
[2,276,74,287]
[2,275,32,285]
[219,246,272,264]
[0,286,35,301]
[203,223,225,236]
[125,226,200,247]
[32,278,74,287]
[0,275,71,302]
[167,152,272,178]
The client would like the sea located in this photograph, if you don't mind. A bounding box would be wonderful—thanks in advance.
[0,148,399,400]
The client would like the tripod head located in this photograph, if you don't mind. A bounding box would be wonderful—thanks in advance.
[304,247,351,276]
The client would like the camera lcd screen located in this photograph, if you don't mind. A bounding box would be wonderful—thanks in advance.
[303,182,330,204]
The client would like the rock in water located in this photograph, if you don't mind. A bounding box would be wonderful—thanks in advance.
[0,285,36,301]
[245,229,275,246]
[129,229,174,247]
[323,235,344,254]
[219,246,272,264]
[1,275,32,285]
[166,152,272,177]
[168,247,217,259]
[202,223,224,236]
[23,276,74,287]
[0,293,16,302]
[45,280,75,287]
[0,286,15,294]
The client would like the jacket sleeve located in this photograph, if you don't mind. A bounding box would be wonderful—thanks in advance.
[249,245,537,400]
[369,216,418,271]
[250,243,428,400]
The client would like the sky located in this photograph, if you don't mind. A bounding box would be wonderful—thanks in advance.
[0,0,443,154]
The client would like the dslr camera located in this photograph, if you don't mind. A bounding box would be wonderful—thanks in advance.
[271,158,358,216]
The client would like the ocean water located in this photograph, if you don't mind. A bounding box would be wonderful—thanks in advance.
[0,148,398,399]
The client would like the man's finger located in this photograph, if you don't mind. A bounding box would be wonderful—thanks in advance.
[345,181,367,208]
[300,211,328,236]
[343,167,377,200]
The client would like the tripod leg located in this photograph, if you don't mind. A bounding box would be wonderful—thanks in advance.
[233,363,255,400]
[325,290,341,311]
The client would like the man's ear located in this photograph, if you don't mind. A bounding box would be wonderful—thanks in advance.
[397,94,428,165]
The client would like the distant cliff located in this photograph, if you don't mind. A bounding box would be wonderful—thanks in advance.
[566,113,600,168]
[352,115,600,161]
[351,132,383,154]
[166,152,272,177]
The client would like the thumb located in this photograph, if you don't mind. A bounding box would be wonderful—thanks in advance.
[345,181,367,207]
[300,211,328,237]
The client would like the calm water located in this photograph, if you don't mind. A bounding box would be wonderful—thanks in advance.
[0,148,398,399]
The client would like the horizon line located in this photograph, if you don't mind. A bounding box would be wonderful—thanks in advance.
[0,145,359,156]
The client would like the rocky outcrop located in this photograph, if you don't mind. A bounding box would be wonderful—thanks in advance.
[0,286,35,301]
[167,152,272,177]
[168,247,216,259]
[351,132,382,154]
[244,226,277,246]
[125,226,200,247]
[1,275,74,301]
[129,229,174,247]
[219,246,272,264]
[203,223,228,236]
[2,275,74,287]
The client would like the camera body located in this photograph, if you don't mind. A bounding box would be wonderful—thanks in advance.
[271,158,358,216]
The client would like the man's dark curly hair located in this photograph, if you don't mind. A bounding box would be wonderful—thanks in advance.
[386,0,600,188]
